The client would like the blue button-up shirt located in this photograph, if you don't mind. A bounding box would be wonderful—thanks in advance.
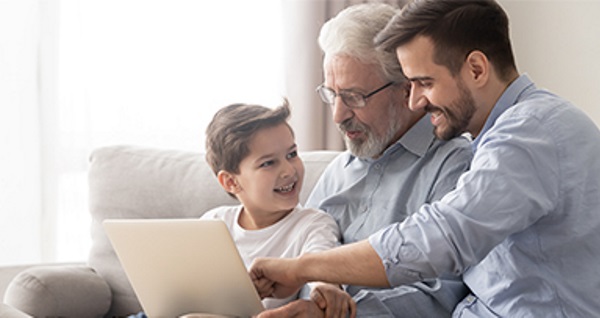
[370,75,600,317]
[307,116,473,316]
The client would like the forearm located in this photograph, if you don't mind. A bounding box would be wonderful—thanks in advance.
[297,240,389,287]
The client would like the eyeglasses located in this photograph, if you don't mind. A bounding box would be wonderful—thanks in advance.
[316,82,395,109]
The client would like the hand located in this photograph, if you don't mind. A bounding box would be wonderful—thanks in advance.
[250,257,305,299]
[311,283,356,318]
[254,299,324,318]
[252,276,274,299]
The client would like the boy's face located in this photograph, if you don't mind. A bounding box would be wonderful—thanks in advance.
[233,123,304,225]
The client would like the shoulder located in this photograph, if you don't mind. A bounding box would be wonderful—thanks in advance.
[496,90,593,143]
[322,151,354,172]
[289,206,337,227]
[200,205,240,220]
[427,134,473,166]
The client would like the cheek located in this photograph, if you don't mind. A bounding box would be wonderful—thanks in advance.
[297,163,305,180]
[428,88,453,107]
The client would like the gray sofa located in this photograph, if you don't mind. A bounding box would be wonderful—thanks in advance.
[0,145,340,317]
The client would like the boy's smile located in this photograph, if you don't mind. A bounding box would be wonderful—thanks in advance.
[233,123,305,229]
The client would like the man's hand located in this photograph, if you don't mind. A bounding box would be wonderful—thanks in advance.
[254,299,324,318]
[311,283,356,318]
[250,257,305,299]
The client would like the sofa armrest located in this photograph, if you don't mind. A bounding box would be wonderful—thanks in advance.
[4,265,111,318]
[0,303,32,317]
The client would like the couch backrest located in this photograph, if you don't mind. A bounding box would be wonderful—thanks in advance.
[86,145,340,317]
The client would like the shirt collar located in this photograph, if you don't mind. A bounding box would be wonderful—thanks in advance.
[343,115,434,166]
[471,74,536,151]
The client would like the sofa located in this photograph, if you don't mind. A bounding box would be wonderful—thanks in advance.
[0,145,340,317]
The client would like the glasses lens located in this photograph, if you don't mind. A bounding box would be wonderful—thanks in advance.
[340,92,365,108]
[318,86,336,104]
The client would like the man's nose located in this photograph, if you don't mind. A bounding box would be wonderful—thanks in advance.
[331,97,354,124]
[408,87,428,111]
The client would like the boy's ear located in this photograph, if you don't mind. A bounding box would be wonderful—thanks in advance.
[217,170,241,194]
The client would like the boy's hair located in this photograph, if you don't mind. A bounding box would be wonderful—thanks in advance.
[205,100,292,176]
[375,0,517,81]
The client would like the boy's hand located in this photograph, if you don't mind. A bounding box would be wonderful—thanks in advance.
[249,257,304,299]
[252,276,274,299]
[310,283,356,318]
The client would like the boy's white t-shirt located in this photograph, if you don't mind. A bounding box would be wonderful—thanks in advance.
[200,204,340,309]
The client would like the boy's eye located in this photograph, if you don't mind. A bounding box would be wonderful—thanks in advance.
[259,160,274,168]
[287,150,298,159]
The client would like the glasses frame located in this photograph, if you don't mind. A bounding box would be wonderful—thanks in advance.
[316,81,395,109]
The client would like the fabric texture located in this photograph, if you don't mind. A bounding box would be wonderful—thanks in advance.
[306,115,473,317]
[201,204,340,309]
[370,75,600,317]
[4,266,111,318]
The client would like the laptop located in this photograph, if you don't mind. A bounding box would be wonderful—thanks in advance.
[103,218,265,318]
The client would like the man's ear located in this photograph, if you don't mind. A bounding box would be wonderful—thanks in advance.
[464,50,489,87]
[217,170,241,194]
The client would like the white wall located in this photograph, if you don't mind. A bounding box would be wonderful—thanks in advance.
[499,0,600,127]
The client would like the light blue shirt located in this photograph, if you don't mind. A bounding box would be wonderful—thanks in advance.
[370,75,600,317]
[307,116,473,316]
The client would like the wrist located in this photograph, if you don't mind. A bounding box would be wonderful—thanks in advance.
[295,253,313,284]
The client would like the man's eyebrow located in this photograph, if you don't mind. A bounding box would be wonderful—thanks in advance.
[407,76,434,82]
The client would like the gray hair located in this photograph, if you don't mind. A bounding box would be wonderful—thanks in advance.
[318,3,405,83]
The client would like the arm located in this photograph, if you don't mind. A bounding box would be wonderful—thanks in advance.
[250,240,388,299]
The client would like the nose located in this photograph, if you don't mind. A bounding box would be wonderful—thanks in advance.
[280,159,295,179]
[331,97,354,124]
[408,86,428,111]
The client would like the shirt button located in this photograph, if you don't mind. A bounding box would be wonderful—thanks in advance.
[374,163,381,170]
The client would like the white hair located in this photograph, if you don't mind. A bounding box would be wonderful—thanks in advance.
[318,3,405,82]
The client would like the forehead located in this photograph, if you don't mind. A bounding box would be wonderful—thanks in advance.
[247,123,294,154]
[394,36,439,79]
[324,55,383,87]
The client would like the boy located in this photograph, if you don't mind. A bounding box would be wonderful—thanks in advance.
[203,100,354,316]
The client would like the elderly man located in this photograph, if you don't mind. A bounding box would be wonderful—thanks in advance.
[251,0,600,317]
[256,3,472,317]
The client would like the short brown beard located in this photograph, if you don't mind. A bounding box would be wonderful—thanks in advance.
[433,79,476,141]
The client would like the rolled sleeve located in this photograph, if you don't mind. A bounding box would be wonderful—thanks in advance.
[369,224,425,286]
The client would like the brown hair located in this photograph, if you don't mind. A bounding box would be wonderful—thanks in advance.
[205,100,292,176]
[375,0,517,81]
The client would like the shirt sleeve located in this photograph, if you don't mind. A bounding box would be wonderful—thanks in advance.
[299,209,341,254]
[370,110,560,286]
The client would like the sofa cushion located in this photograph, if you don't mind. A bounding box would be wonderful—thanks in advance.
[86,145,339,317]
[4,265,110,318]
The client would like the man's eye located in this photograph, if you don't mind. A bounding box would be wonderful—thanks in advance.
[287,150,298,159]
[418,80,432,88]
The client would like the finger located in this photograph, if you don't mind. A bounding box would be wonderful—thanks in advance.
[348,298,357,318]
[311,289,327,310]
[340,301,349,318]
[253,278,274,299]
[326,297,341,318]
[255,278,272,291]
